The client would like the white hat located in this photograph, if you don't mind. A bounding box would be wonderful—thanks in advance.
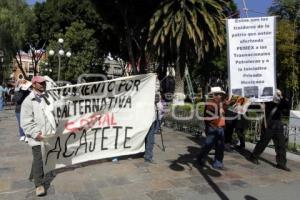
[208,86,226,95]
[19,80,32,90]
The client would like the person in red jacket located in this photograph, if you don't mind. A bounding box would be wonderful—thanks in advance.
[197,87,227,169]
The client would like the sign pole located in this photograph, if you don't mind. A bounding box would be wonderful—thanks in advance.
[242,0,249,18]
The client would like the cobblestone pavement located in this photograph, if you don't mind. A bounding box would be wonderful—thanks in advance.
[1,108,300,200]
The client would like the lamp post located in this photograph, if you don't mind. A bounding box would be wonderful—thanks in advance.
[49,38,71,82]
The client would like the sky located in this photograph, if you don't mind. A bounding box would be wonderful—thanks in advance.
[234,0,274,18]
[26,0,274,18]
[26,0,45,6]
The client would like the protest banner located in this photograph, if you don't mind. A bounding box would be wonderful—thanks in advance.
[227,16,276,102]
[41,74,156,173]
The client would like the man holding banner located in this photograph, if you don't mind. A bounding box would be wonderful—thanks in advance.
[249,90,291,171]
[21,76,52,196]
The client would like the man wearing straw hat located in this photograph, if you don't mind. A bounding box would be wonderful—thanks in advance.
[197,86,227,169]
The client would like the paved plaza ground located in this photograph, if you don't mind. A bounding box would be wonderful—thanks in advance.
[1,107,300,200]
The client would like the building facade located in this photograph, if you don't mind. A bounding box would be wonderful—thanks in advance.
[12,50,46,81]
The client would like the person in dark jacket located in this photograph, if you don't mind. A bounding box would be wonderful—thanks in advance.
[249,89,291,171]
[13,80,31,142]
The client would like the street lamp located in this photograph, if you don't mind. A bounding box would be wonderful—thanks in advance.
[41,62,53,75]
[49,38,71,81]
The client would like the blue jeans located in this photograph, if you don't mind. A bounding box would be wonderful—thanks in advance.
[198,126,225,162]
[144,120,160,161]
[16,112,25,137]
[0,96,3,111]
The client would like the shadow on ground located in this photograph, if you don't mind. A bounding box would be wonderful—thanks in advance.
[168,134,231,200]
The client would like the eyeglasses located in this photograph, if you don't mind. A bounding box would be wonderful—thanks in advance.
[214,93,224,96]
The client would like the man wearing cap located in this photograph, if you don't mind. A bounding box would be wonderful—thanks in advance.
[249,89,291,171]
[21,76,53,196]
[197,87,227,169]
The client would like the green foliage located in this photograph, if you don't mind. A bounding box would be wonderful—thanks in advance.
[90,0,161,74]
[173,104,193,114]
[269,0,300,107]
[269,0,300,21]
[0,0,35,59]
[47,21,102,82]
[276,20,299,92]
[147,0,228,62]
[146,0,230,94]
[34,0,103,43]
[171,102,205,116]
[287,142,300,153]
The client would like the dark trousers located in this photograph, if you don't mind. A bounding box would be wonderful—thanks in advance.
[236,129,245,147]
[29,145,45,187]
[225,121,245,147]
[252,129,287,166]
[225,121,235,144]
[198,126,225,162]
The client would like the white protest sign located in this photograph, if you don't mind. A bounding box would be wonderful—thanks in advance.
[288,110,300,145]
[41,74,156,173]
[227,16,276,102]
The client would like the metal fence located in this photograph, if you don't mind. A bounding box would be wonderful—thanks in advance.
[163,110,300,152]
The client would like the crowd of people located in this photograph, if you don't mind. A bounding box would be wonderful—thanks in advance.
[197,87,291,172]
[0,75,292,197]
[0,83,15,111]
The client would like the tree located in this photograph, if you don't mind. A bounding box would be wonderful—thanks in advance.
[0,0,35,80]
[33,0,104,43]
[146,0,229,101]
[91,0,161,75]
[33,0,109,81]
[269,0,300,107]
[47,21,102,82]
[276,20,299,91]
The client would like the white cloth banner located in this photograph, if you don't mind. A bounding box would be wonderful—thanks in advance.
[41,74,156,173]
[227,16,276,102]
[288,110,300,144]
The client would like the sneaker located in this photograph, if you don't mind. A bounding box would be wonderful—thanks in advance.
[112,158,119,163]
[144,159,157,164]
[276,164,291,172]
[25,137,28,143]
[35,185,46,196]
[248,155,259,165]
[212,160,224,169]
[19,136,25,141]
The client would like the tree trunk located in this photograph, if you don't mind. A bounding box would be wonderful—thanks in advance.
[173,49,185,105]
[15,51,28,80]
[121,9,137,75]
[174,63,184,94]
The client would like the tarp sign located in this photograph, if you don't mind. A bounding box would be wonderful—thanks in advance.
[227,16,276,102]
[41,74,156,173]
[288,110,300,145]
